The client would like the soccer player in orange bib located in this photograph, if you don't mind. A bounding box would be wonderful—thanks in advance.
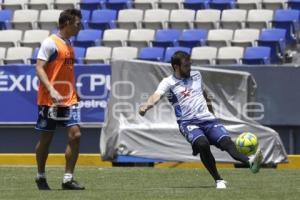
[34,9,84,190]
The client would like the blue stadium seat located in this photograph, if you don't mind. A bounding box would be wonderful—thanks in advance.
[79,0,105,11]
[0,10,12,30]
[152,29,181,48]
[183,0,209,11]
[73,29,102,48]
[209,0,235,10]
[272,9,300,46]
[81,9,91,29]
[164,47,191,63]
[30,47,39,64]
[288,0,300,9]
[178,29,208,48]
[88,9,117,31]
[257,28,286,64]
[242,47,271,65]
[138,47,165,61]
[105,0,132,11]
[74,47,86,64]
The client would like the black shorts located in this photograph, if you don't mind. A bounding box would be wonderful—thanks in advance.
[35,105,80,132]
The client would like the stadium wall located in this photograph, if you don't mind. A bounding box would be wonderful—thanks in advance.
[1,65,300,157]
[214,65,300,154]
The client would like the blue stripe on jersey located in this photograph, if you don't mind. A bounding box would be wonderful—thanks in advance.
[168,89,182,117]
[48,50,58,63]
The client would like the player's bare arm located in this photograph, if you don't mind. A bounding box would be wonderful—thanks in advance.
[139,93,162,116]
[203,90,214,114]
[36,59,63,104]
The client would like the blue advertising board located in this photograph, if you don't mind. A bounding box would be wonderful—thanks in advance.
[0,64,111,126]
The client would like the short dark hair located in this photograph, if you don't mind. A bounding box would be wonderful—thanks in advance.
[171,51,190,70]
[59,9,82,29]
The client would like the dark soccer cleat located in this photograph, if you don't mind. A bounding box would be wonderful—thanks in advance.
[35,177,51,190]
[62,179,85,190]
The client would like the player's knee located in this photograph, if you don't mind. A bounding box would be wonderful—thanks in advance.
[192,137,210,155]
[219,136,234,150]
[69,131,81,141]
[39,133,53,145]
[68,125,81,140]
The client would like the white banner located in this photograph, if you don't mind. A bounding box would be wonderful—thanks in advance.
[100,60,287,164]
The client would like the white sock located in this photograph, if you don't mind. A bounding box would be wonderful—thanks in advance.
[248,154,255,165]
[63,173,73,183]
[36,172,46,179]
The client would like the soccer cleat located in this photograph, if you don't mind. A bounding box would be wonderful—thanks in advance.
[35,177,51,190]
[62,179,85,190]
[249,149,263,174]
[216,180,227,189]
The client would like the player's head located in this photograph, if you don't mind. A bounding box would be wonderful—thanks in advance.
[59,9,82,36]
[171,51,191,79]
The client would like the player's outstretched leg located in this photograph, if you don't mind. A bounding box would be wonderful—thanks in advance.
[249,149,263,173]
[219,137,263,173]
[219,137,249,163]
[193,137,227,189]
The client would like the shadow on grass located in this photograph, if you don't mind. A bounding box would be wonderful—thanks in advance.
[37,189,86,191]
[169,185,215,189]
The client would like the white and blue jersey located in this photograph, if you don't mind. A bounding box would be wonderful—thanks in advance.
[155,71,229,147]
[155,71,215,122]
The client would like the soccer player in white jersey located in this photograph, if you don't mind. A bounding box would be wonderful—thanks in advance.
[139,51,263,189]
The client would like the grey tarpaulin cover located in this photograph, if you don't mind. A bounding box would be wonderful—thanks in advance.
[100,60,287,164]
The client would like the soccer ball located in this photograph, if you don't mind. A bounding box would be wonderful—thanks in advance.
[235,132,258,156]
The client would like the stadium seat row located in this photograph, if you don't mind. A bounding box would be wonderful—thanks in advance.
[65,28,290,64]
[78,0,300,12]
[0,27,290,63]
[0,46,272,65]
[0,8,298,32]
[1,0,298,12]
[0,0,78,10]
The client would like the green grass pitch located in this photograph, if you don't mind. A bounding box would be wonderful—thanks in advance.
[0,166,299,200]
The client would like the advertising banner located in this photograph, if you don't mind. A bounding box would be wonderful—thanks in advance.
[0,64,110,126]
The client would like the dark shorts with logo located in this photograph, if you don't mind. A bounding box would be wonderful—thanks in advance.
[178,119,230,147]
[35,105,80,132]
